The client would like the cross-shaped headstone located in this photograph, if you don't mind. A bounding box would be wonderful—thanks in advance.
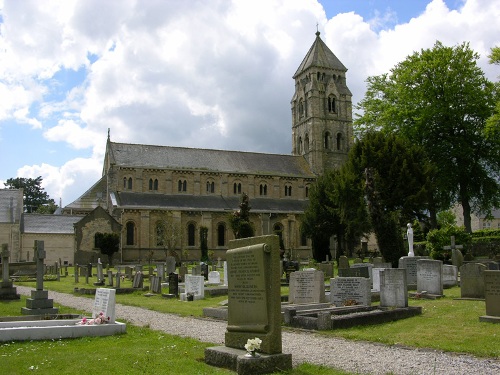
[443,236,464,268]
[443,236,463,252]
[35,240,46,291]
[2,244,10,283]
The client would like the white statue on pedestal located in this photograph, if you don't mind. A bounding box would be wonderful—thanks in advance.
[407,223,414,256]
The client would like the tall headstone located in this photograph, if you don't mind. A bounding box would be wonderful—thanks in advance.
[94,259,105,286]
[479,270,500,323]
[288,269,326,304]
[330,277,371,307]
[150,275,162,294]
[166,256,176,275]
[107,269,114,287]
[399,256,429,289]
[205,235,292,374]
[93,288,116,323]
[380,268,408,308]
[0,244,20,300]
[168,273,179,296]
[338,256,349,270]
[417,259,443,296]
[21,241,58,315]
[460,263,487,299]
[201,263,209,280]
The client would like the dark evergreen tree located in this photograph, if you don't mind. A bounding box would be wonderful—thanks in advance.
[229,193,254,239]
[95,232,120,266]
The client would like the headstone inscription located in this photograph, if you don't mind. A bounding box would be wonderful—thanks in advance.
[93,288,116,323]
[288,269,325,304]
[380,268,408,308]
[183,275,205,300]
[417,259,443,296]
[330,277,371,307]
[460,263,487,299]
[479,270,500,322]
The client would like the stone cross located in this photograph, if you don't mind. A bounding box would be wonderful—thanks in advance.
[444,236,464,267]
[443,236,463,252]
[35,240,46,291]
[2,244,10,283]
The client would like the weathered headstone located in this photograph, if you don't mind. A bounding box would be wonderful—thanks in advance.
[21,241,58,315]
[132,271,144,289]
[318,262,333,278]
[93,288,116,323]
[351,263,373,281]
[94,259,105,286]
[156,263,165,279]
[166,256,176,275]
[338,256,349,270]
[168,273,179,296]
[442,265,458,288]
[208,271,221,284]
[417,259,443,296]
[460,263,487,299]
[399,256,428,289]
[125,266,133,279]
[479,270,500,323]
[107,270,114,287]
[178,265,187,282]
[192,265,201,276]
[115,272,121,288]
[288,269,325,304]
[150,275,162,293]
[0,244,20,300]
[338,267,369,279]
[443,236,464,268]
[330,277,371,307]
[380,268,408,308]
[205,235,292,374]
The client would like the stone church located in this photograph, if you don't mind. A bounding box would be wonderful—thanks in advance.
[2,31,353,265]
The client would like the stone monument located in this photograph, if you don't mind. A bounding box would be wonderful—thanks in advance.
[0,244,20,300]
[205,235,292,374]
[21,240,58,315]
[407,223,414,256]
[479,270,500,323]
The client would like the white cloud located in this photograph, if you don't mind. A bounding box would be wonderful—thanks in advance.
[1,0,499,205]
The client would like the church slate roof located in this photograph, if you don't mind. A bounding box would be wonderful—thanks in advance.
[64,176,108,211]
[108,142,315,178]
[293,31,347,78]
[21,214,84,234]
[117,192,308,214]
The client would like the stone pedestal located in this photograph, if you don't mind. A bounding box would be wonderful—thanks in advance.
[0,281,20,300]
[21,290,58,315]
[205,346,292,375]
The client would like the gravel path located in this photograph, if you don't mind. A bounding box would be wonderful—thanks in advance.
[15,286,500,375]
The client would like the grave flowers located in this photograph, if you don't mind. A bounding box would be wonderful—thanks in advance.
[244,337,262,357]
[76,312,110,325]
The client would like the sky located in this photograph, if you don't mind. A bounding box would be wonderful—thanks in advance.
[0,0,499,207]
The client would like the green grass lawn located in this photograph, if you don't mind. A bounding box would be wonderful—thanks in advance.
[13,268,500,359]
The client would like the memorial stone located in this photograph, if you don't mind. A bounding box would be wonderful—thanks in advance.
[107,270,113,287]
[417,259,443,296]
[442,265,458,288]
[132,272,144,289]
[115,272,121,288]
[178,265,187,281]
[201,263,209,280]
[125,266,133,279]
[92,288,116,323]
[289,269,325,304]
[156,263,165,279]
[480,270,500,322]
[338,267,369,279]
[318,262,333,278]
[460,263,487,299]
[166,256,176,275]
[330,277,371,307]
[208,271,221,284]
[192,265,201,276]
[338,256,349,270]
[380,268,408,308]
[168,273,179,296]
[150,275,162,293]
[184,275,205,300]
[443,236,464,268]
[399,256,429,289]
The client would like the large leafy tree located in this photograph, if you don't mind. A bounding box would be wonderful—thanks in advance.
[486,46,500,142]
[155,211,182,260]
[4,176,57,213]
[355,41,500,232]
[95,232,120,266]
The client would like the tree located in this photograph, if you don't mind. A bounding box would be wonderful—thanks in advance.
[486,46,500,150]
[155,211,182,261]
[4,176,57,213]
[229,193,254,239]
[95,232,120,266]
[355,41,500,232]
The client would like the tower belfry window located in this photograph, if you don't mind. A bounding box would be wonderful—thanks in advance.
[328,96,336,113]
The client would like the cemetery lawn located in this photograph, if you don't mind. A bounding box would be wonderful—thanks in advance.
[0,297,351,375]
[14,273,500,359]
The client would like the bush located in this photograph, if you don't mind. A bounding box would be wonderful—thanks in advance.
[426,226,472,261]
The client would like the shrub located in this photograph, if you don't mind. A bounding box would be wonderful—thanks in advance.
[426,226,472,261]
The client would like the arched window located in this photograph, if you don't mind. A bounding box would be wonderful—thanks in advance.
[206,181,215,193]
[187,223,195,246]
[328,95,336,113]
[217,223,225,247]
[336,133,343,150]
[285,185,292,197]
[299,99,304,117]
[273,223,284,249]
[127,177,133,190]
[123,177,127,189]
[260,184,267,196]
[178,179,187,192]
[233,182,242,195]
[149,178,158,191]
[156,221,165,247]
[324,132,331,149]
[304,134,309,153]
[305,186,309,198]
[126,222,135,246]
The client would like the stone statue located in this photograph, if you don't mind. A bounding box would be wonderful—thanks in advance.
[407,223,414,257]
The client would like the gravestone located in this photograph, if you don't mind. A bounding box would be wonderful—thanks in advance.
[330,277,371,307]
[223,261,228,286]
[94,259,105,286]
[460,263,487,299]
[178,265,187,282]
[132,271,144,289]
[156,263,165,279]
[208,271,221,284]
[417,259,443,296]
[201,263,209,280]
[443,236,464,268]
[372,267,391,292]
[351,263,373,281]
[21,241,58,315]
[380,268,408,308]
[479,270,500,323]
[150,275,162,293]
[318,262,333,278]
[338,267,369,279]
[442,265,458,288]
[93,288,116,323]
[205,235,292,374]
[182,275,205,300]
[338,256,349,270]
[115,272,121,288]
[166,256,176,275]
[125,266,133,279]
[168,273,179,296]
[192,265,201,276]
[0,244,20,300]
[399,256,429,289]
[87,263,92,277]
[289,269,325,304]
[107,270,114,287]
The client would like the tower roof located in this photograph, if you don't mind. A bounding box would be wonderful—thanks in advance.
[293,31,347,78]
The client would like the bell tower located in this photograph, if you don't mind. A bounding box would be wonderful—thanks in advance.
[291,31,353,175]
